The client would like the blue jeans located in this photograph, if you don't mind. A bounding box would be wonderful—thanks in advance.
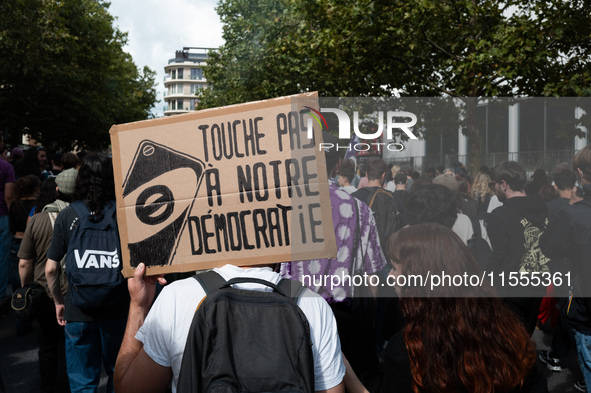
[0,216,10,301]
[574,330,591,392]
[64,318,126,393]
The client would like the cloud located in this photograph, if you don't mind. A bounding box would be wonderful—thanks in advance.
[108,0,224,116]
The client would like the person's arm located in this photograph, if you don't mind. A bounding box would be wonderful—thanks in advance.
[4,182,14,209]
[19,258,34,286]
[316,381,345,393]
[114,263,170,393]
[45,257,66,326]
[342,355,368,393]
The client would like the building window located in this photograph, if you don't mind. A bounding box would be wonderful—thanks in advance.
[171,100,176,110]
[177,99,183,110]
[190,98,198,110]
[178,68,184,79]
[191,84,202,94]
[177,83,183,94]
[171,69,176,80]
[191,68,203,80]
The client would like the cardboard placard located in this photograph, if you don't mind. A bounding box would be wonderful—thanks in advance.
[110,92,336,277]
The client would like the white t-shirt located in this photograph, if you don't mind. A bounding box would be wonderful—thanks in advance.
[487,195,503,213]
[452,213,474,245]
[339,185,358,195]
[137,264,345,393]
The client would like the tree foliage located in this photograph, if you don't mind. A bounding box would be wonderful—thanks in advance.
[0,0,157,150]
[199,0,591,171]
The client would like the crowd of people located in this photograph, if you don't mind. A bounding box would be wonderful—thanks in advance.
[1,128,591,393]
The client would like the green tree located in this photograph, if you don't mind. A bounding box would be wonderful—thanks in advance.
[200,0,591,172]
[0,0,157,150]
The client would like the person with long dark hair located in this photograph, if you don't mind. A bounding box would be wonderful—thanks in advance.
[377,224,546,393]
[45,152,128,393]
[14,145,47,179]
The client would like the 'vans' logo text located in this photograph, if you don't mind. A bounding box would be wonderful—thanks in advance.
[75,250,120,269]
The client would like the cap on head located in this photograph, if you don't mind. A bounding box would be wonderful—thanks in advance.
[55,168,78,195]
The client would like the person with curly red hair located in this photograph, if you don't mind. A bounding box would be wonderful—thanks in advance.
[377,223,547,393]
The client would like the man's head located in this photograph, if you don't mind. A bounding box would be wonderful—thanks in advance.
[366,158,388,183]
[394,173,407,186]
[494,161,526,201]
[553,169,576,191]
[573,145,591,185]
[61,152,79,170]
[406,184,458,228]
[51,153,63,169]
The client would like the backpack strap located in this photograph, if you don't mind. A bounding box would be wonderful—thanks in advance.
[193,270,227,296]
[372,188,402,227]
[194,271,306,303]
[70,201,90,222]
[366,188,380,209]
[278,278,307,303]
[470,217,482,239]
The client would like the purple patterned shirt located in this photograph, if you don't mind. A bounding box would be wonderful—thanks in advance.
[280,181,387,302]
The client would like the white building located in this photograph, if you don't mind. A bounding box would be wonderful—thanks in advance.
[163,47,216,116]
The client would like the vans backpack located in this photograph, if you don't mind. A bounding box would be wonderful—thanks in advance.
[65,201,126,310]
[357,187,402,248]
[177,271,315,393]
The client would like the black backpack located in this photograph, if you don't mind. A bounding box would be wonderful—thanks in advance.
[355,187,401,248]
[177,271,315,393]
[467,218,494,271]
[65,201,126,310]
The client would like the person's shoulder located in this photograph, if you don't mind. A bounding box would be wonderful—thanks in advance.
[0,158,14,171]
[28,211,49,226]
[160,275,205,302]
[333,185,354,201]
[0,160,15,182]
[296,287,336,326]
[455,212,471,225]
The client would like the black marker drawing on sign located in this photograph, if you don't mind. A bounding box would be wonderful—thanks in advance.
[122,140,205,267]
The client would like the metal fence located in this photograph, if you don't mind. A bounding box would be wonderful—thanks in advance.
[382,150,577,175]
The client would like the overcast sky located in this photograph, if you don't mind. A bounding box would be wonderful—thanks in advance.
[108,0,225,116]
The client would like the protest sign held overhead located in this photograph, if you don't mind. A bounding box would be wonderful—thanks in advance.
[110,92,336,277]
